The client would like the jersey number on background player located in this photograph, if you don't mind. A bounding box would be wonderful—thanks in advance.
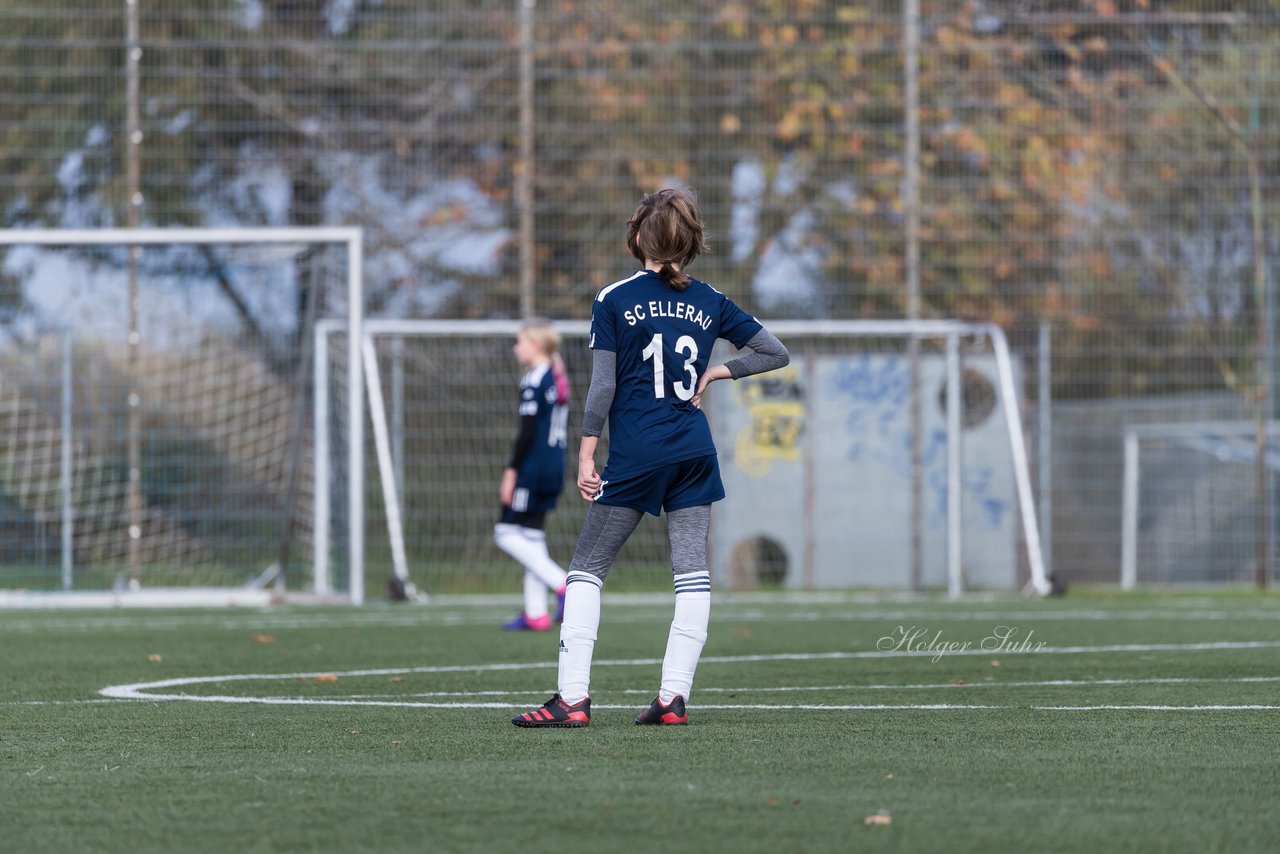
[549,404,568,447]
[640,333,699,401]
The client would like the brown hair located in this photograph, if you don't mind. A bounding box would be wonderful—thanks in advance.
[626,187,709,291]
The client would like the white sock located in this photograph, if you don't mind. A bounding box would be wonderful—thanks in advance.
[557,570,602,705]
[659,571,711,704]
[522,571,548,619]
[494,523,569,592]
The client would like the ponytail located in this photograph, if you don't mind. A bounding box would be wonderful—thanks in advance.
[657,259,691,291]
[626,188,707,292]
[551,353,570,402]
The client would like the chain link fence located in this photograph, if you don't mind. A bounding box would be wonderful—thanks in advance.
[1,1,1277,590]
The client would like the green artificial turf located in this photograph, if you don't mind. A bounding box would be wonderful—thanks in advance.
[2,589,1279,853]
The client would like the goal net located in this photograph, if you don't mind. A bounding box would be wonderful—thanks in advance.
[1121,420,1280,587]
[0,228,363,605]
[326,319,1049,600]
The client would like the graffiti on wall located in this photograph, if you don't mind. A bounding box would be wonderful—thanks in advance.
[733,367,805,477]
[827,355,1010,530]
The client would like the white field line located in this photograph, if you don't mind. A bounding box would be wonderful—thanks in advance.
[92,641,1280,712]
[1034,705,1280,711]
[12,674,1278,707]
[5,607,1280,634]
[14,697,1280,712]
[331,675,1280,699]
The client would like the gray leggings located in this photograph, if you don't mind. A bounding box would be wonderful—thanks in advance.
[568,503,710,581]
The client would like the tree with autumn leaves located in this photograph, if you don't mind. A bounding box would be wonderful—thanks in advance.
[0,0,1275,400]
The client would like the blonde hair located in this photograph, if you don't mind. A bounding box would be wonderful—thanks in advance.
[520,319,570,400]
[519,319,561,358]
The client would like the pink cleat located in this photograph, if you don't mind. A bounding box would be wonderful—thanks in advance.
[503,612,552,632]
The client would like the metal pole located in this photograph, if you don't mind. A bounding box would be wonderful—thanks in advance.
[903,0,923,590]
[347,234,365,606]
[945,334,962,598]
[391,336,405,514]
[1038,322,1053,579]
[1121,428,1139,590]
[517,0,536,318]
[1247,83,1271,588]
[983,324,1051,595]
[362,335,411,588]
[61,332,74,591]
[1271,257,1279,588]
[313,321,333,596]
[803,351,816,589]
[124,0,143,588]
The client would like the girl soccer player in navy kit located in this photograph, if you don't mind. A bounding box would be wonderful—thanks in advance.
[494,320,570,631]
[514,187,789,727]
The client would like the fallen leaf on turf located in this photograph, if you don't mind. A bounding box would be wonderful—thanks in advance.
[251,634,276,644]
[990,660,1001,667]
[864,813,892,826]
[388,675,403,683]
[147,654,163,663]
[764,797,780,806]
[350,730,365,735]
[948,679,966,685]
[732,626,752,637]
[391,740,404,745]
[314,674,338,682]
[885,773,894,780]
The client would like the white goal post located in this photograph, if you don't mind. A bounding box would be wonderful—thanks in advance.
[0,227,364,607]
[1121,419,1280,589]
[320,318,1050,600]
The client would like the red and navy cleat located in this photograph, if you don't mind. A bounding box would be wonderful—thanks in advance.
[634,695,688,725]
[504,612,552,632]
[512,693,591,728]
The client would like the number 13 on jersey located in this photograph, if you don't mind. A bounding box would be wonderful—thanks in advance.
[641,333,699,401]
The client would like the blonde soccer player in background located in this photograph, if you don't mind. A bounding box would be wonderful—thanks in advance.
[494,320,571,631]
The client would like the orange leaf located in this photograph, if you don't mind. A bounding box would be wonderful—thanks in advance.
[251,634,276,644]
[147,654,163,663]
[315,674,339,682]
[864,813,892,826]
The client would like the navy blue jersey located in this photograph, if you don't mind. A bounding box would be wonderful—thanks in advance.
[512,364,568,494]
[590,270,762,477]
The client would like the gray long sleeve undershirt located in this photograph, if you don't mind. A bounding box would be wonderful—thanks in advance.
[579,328,790,438]
[723,327,790,380]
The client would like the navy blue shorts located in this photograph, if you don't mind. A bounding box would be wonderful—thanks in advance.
[595,454,724,517]
[498,506,547,529]
[499,487,560,528]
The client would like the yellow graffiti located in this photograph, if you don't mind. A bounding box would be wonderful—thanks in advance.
[734,367,804,477]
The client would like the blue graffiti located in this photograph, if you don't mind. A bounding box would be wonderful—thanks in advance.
[827,357,1010,530]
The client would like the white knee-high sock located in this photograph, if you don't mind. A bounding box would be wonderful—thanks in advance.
[557,570,602,705]
[522,571,548,619]
[660,571,711,704]
[494,523,569,592]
